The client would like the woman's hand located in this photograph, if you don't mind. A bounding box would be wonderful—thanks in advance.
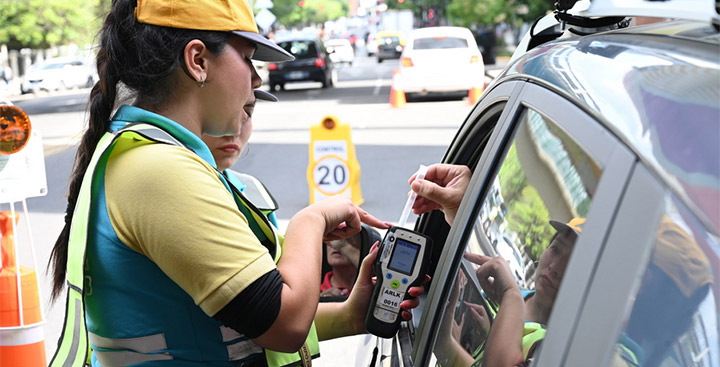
[344,242,430,335]
[409,164,472,225]
[464,253,521,305]
[304,197,390,241]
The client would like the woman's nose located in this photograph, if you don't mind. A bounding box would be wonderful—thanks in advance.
[250,65,262,90]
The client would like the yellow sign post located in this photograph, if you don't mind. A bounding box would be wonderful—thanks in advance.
[307,116,363,205]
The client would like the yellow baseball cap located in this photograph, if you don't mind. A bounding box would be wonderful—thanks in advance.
[134,0,294,62]
[549,217,586,239]
[653,216,712,298]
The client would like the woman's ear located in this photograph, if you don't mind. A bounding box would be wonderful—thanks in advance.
[184,39,208,84]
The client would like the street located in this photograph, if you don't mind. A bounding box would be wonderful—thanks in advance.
[7,50,498,363]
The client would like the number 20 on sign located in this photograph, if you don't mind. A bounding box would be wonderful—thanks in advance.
[307,116,363,205]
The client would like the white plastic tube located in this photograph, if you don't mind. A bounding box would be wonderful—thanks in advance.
[397,164,428,228]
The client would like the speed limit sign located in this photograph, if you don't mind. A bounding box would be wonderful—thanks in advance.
[307,116,363,205]
[313,156,350,195]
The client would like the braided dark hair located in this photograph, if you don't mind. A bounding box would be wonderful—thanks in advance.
[48,0,229,301]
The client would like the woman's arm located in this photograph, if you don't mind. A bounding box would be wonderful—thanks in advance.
[253,197,388,351]
[314,244,426,341]
[468,254,525,367]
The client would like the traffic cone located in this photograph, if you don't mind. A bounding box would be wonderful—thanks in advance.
[467,82,484,105]
[389,69,406,108]
[0,211,46,366]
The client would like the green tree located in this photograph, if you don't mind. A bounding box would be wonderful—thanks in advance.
[446,0,552,29]
[269,0,348,28]
[0,0,103,49]
[499,144,553,261]
[506,185,553,260]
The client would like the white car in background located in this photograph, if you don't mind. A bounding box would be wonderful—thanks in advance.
[326,38,355,65]
[21,57,96,94]
[399,26,484,100]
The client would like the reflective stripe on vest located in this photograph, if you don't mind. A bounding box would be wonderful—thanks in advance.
[50,123,318,367]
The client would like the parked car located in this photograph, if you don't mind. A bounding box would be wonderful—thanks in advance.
[20,57,96,94]
[267,37,336,91]
[348,1,719,366]
[399,26,484,100]
[326,38,355,65]
[376,30,405,62]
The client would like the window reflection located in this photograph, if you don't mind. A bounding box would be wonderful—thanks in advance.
[432,108,603,366]
[614,201,718,367]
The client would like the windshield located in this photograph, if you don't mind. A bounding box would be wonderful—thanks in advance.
[413,37,469,50]
[278,41,318,58]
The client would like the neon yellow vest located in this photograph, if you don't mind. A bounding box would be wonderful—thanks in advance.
[50,123,319,367]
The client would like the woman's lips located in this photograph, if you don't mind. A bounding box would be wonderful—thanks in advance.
[219,143,239,153]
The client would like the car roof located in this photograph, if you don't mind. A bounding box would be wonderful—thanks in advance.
[326,38,351,45]
[275,35,321,43]
[408,26,474,39]
[499,20,720,233]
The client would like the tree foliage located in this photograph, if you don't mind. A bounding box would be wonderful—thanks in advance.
[0,0,103,49]
[269,0,348,28]
[499,145,554,261]
[384,0,554,29]
[446,0,552,28]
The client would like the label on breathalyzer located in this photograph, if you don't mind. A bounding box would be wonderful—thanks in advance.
[374,286,405,322]
[379,287,404,310]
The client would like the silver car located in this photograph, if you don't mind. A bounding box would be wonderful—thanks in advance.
[20,57,96,94]
[361,1,719,367]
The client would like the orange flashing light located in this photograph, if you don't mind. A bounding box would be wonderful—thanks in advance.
[470,55,480,63]
[401,57,413,67]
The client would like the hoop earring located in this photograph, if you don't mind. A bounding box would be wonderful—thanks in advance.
[196,77,205,88]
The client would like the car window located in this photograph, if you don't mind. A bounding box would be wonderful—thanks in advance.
[413,37,468,50]
[611,199,718,367]
[380,37,400,45]
[42,63,66,70]
[431,107,604,366]
[278,40,318,58]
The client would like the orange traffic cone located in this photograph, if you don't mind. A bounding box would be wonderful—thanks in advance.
[0,211,46,367]
[389,69,406,108]
[467,83,483,105]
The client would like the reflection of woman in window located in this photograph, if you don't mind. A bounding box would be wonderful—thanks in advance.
[470,218,583,367]
[612,216,712,367]
[435,219,582,367]
[411,163,584,366]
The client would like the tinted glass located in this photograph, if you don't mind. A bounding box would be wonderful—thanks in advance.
[612,198,718,367]
[413,37,468,50]
[432,107,604,366]
[278,40,318,58]
[380,36,400,45]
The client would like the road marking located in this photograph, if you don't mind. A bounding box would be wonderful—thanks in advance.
[374,78,383,96]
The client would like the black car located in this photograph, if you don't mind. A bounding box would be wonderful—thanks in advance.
[267,37,336,91]
[377,32,404,63]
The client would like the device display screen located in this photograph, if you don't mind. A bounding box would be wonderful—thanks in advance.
[388,239,420,275]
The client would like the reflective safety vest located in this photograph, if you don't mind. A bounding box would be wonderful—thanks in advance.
[50,120,319,367]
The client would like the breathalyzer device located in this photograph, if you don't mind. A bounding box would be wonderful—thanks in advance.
[364,226,432,338]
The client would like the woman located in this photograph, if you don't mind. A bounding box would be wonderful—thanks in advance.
[202,89,280,227]
[48,1,424,366]
[410,164,579,367]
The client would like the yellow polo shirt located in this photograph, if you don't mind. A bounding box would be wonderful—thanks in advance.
[104,141,277,316]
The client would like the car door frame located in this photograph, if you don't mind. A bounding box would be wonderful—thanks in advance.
[409,79,637,367]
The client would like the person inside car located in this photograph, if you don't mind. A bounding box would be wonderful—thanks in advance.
[410,164,582,367]
[321,235,361,297]
[48,1,426,366]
